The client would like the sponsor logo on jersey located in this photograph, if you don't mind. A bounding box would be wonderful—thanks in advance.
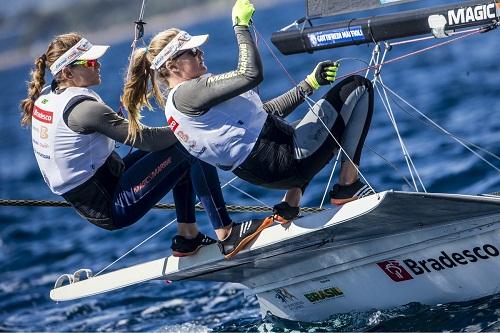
[378,243,499,281]
[33,106,53,124]
[303,286,344,303]
[167,116,179,131]
[32,138,49,149]
[34,149,51,159]
[133,156,172,193]
[447,4,497,26]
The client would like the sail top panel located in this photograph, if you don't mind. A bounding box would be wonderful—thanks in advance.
[306,0,422,18]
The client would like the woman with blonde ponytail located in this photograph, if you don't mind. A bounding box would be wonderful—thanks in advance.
[124,0,375,256]
[21,32,254,258]
[123,25,280,259]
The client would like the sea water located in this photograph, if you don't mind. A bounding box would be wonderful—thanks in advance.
[1,1,499,331]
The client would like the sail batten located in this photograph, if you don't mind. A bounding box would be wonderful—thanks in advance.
[307,0,422,18]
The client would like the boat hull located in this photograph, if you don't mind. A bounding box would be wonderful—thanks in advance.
[255,222,500,321]
[50,191,500,323]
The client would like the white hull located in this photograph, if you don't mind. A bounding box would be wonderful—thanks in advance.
[256,222,500,321]
[50,191,500,322]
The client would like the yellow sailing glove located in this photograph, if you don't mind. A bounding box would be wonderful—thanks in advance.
[232,0,255,27]
[305,60,339,90]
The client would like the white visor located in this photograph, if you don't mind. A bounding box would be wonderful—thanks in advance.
[150,31,208,70]
[49,38,110,76]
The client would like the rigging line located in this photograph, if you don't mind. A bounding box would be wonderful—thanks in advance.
[394,100,500,163]
[374,81,418,190]
[362,43,418,192]
[254,24,379,198]
[96,175,241,276]
[131,0,148,52]
[251,25,298,86]
[320,149,341,209]
[375,73,427,192]
[365,46,378,78]
[390,26,485,46]
[379,81,500,174]
[363,144,416,191]
[372,43,426,193]
[252,24,378,200]
[227,183,271,208]
[336,27,486,82]
[380,80,427,192]
[302,94,378,197]
[95,216,177,276]
[371,45,420,190]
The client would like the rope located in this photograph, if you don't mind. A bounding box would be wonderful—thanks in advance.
[335,25,489,82]
[0,199,324,214]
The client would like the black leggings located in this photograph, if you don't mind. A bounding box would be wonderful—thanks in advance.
[234,75,374,190]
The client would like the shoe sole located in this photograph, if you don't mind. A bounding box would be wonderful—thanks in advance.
[331,196,359,206]
[274,214,300,225]
[224,216,274,260]
[172,245,203,258]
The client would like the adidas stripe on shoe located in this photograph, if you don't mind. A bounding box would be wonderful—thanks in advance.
[329,179,375,205]
[218,217,274,259]
[170,233,217,257]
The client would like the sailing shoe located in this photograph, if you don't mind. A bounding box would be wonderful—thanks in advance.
[272,202,300,224]
[218,217,274,259]
[170,233,217,257]
[329,179,375,205]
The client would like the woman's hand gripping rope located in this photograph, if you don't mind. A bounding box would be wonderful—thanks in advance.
[305,60,340,90]
[232,0,255,27]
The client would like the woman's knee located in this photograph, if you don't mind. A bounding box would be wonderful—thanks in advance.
[323,75,373,105]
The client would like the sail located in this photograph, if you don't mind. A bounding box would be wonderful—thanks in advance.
[307,0,421,18]
[273,0,500,54]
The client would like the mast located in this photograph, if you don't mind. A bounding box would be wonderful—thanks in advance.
[272,0,499,54]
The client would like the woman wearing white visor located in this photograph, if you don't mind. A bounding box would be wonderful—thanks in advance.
[20,33,267,259]
[123,0,375,251]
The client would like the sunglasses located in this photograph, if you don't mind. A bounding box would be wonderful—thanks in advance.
[70,59,99,68]
[172,48,203,60]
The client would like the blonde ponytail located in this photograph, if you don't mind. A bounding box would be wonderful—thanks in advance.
[20,54,47,126]
[121,47,152,144]
[19,33,82,127]
[121,28,181,144]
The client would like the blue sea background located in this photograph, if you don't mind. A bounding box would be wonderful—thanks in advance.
[1,0,500,331]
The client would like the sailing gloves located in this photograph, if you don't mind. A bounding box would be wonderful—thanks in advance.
[305,60,339,90]
[232,0,255,27]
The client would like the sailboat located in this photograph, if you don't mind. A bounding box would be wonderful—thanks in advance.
[50,0,500,322]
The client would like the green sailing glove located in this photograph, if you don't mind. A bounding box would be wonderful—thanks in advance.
[232,0,255,27]
[305,60,339,90]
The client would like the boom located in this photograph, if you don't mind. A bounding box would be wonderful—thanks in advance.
[271,0,499,54]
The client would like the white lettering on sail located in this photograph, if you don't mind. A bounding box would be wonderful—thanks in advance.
[447,4,496,25]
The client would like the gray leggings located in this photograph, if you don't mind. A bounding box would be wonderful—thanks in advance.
[234,75,374,191]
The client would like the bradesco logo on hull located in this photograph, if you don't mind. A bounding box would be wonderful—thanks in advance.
[378,243,499,282]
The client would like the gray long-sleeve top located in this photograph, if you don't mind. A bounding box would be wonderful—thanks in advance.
[172,26,314,118]
[64,99,177,151]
